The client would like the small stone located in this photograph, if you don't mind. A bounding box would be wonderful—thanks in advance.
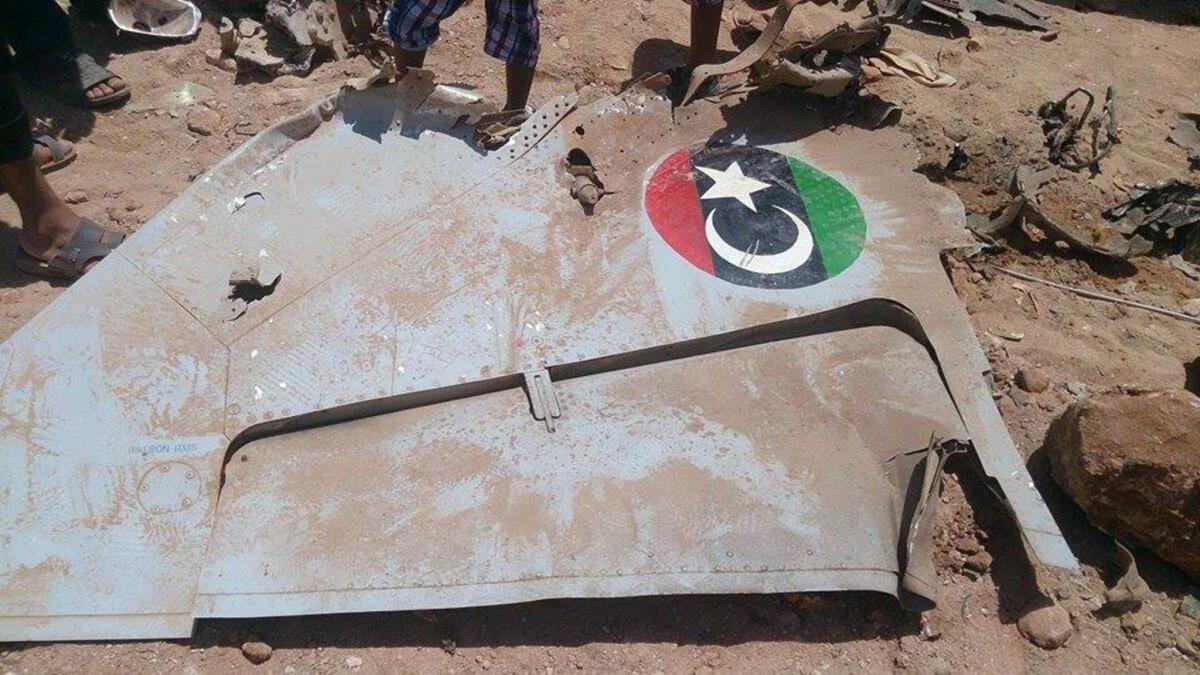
[1016,369,1050,393]
[920,611,942,641]
[1180,595,1200,620]
[942,119,971,143]
[1120,611,1149,636]
[1066,381,1088,397]
[1018,600,1073,649]
[556,35,570,50]
[1009,386,1030,407]
[64,189,89,205]
[240,641,272,664]
[954,536,981,556]
[345,655,363,669]
[1182,299,1200,317]
[187,107,221,137]
[205,49,239,73]
[1040,30,1059,42]
[964,551,993,574]
[965,38,983,53]
[929,656,953,675]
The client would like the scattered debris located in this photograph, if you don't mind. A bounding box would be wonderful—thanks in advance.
[1104,180,1200,262]
[1017,598,1074,649]
[344,655,363,669]
[109,0,201,41]
[876,0,1051,32]
[1103,541,1150,614]
[751,19,891,97]
[973,165,1200,262]
[240,641,273,664]
[997,267,1200,326]
[1168,113,1200,169]
[1039,86,1118,173]
[944,144,969,173]
[474,108,531,150]
[214,0,355,80]
[1047,389,1200,580]
[1169,255,1200,280]
[867,46,956,87]
[685,1,889,104]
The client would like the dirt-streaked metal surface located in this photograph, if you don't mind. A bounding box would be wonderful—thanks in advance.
[0,73,1076,642]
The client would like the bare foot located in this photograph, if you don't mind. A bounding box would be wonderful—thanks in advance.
[85,76,126,103]
[19,203,84,264]
[32,138,75,168]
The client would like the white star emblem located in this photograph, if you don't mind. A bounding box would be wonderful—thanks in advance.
[696,161,771,212]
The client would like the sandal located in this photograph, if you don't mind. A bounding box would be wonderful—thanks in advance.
[24,52,131,109]
[15,218,125,280]
[34,135,78,174]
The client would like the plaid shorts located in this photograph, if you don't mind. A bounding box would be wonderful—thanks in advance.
[383,0,540,68]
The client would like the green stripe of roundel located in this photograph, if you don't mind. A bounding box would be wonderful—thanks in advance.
[786,157,866,278]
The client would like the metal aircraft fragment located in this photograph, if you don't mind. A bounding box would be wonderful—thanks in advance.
[0,68,1077,641]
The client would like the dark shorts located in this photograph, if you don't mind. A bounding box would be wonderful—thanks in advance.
[0,41,34,165]
[383,0,540,68]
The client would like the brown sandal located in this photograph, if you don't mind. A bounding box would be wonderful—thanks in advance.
[15,218,125,280]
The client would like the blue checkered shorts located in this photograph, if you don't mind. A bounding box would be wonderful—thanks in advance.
[383,0,540,68]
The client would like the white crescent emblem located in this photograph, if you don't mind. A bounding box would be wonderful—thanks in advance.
[705,205,814,275]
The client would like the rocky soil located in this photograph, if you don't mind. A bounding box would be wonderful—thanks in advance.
[2,0,1200,673]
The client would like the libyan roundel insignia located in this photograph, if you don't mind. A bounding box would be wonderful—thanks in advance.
[645,145,866,289]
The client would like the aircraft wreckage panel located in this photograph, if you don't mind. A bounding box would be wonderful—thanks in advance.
[223,88,961,431]
[0,78,1076,641]
[199,327,963,618]
[0,256,228,641]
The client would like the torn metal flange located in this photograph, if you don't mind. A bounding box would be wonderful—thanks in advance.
[876,0,1051,32]
[1039,86,1119,173]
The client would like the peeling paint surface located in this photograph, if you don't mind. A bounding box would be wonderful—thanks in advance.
[0,76,1074,641]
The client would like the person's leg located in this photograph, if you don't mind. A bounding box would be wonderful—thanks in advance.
[484,0,539,111]
[0,51,84,263]
[688,0,724,69]
[0,0,125,104]
[382,0,465,77]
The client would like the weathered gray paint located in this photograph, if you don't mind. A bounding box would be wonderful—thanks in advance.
[0,74,1076,641]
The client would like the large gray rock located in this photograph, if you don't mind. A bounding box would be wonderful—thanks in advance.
[1046,390,1200,579]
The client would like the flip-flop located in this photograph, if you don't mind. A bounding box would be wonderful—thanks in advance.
[15,218,125,280]
[34,135,77,174]
[24,52,132,109]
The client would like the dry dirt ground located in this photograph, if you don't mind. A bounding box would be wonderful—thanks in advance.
[3,0,1200,673]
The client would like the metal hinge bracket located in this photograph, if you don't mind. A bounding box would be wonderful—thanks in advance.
[523,368,561,432]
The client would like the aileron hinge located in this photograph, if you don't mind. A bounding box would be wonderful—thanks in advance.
[523,368,561,433]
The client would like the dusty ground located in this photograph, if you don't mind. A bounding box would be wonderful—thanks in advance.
[3,0,1200,673]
